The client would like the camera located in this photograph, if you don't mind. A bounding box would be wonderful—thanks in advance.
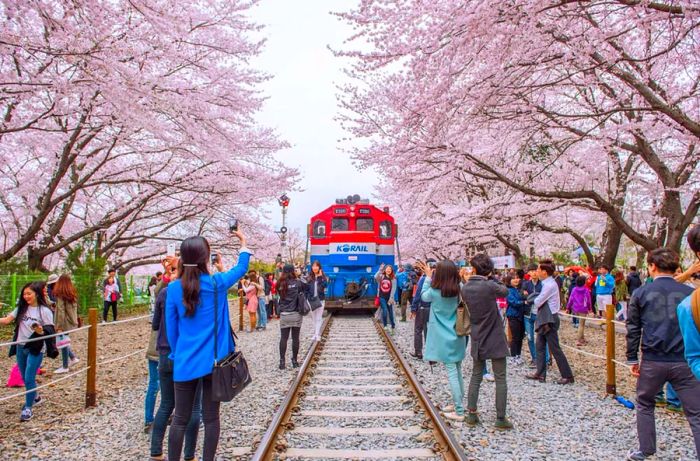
[211,253,219,265]
[228,218,238,233]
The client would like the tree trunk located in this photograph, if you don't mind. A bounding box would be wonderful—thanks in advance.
[635,247,646,269]
[27,247,48,272]
[596,218,623,268]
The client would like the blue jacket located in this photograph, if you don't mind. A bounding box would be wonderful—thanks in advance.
[595,273,615,295]
[421,277,465,363]
[506,287,526,320]
[677,293,700,380]
[626,276,693,364]
[411,275,430,313]
[166,250,251,382]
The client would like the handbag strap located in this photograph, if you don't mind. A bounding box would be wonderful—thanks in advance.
[212,275,238,366]
[213,275,219,365]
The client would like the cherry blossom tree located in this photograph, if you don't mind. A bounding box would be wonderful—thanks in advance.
[336,0,700,264]
[0,0,296,271]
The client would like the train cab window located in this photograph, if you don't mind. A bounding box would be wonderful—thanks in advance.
[356,218,374,232]
[332,218,349,231]
[312,220,326,238]
[379,220,392,238]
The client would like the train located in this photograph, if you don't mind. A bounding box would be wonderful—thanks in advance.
[305,194,399,310]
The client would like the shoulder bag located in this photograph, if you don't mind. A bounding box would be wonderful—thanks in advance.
[296,282,311,315]
[210,276,252,402]
[455,292,471,337]
[692,288,700,333]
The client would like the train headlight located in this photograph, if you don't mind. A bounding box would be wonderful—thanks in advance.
[333,267,339,273]
[366,267,372,273]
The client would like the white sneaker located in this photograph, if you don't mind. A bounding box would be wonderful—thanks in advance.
[69,357,80,366]
[442,404,455,413]
[484,373,495,382]
[443,411,465,422]
[54,367,70,374]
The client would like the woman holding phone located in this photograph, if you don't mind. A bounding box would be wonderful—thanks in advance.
[165,229,251,461]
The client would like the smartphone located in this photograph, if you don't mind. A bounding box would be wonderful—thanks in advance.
[211,253,219,265]
[228,218,238,233]
[166,243,176,256]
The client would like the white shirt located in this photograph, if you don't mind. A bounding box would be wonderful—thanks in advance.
[11,305,54,344]
[534,277,560,315]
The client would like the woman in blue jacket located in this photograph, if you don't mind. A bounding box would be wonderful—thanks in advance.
[165,230,251,461]
[505,275,526,363]
[417,260,466,422]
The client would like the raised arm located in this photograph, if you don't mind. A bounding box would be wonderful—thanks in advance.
[165,286,179,359]
[420,276,433,303]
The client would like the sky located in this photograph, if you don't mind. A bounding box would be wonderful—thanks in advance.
[251,0,379,233]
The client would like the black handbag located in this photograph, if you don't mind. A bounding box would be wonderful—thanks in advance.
[296,282,311,316]
[309,278,323,311]
[210,277,252,402]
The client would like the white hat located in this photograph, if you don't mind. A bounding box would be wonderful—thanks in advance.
[47,274,59,285]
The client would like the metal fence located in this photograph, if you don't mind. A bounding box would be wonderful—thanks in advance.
[0,274,153,315]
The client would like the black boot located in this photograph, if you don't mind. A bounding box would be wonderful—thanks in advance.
[291,358,300,368]
[279,359,286,370]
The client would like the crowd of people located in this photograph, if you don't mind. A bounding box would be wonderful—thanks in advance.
[1,223,698,461]
[383,234,700,460]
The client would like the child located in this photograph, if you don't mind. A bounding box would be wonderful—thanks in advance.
[567,276,592,346]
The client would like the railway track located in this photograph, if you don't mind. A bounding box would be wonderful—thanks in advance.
[252,314,467,461]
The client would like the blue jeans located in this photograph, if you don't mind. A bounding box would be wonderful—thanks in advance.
[60,335,76,368]
[151,354,201,458]
[445,361,465,415]
[379,297,395,328]
[525,315,550,363]
[16,345,43,409]
[145,359,159,424]
[657,382,682,408]
[257,297,267,328]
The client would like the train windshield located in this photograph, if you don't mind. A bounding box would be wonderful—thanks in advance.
[379,220,392,238]
[312,220,326,237]
[356,218,374,232]
[332,218,349,231]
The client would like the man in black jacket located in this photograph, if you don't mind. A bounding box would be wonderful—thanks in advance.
[625,248,700,461]
[626,266,643,297]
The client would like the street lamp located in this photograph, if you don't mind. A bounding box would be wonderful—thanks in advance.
[277,193,290,262]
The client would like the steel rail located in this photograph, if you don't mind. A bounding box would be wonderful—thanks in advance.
[251,313,333,461]
[374,319,468,461]
[251,313,468,461]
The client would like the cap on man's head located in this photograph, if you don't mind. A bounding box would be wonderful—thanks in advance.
[283,264,295,274]
[47,274,59,285]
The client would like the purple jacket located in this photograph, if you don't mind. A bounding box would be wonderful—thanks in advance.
[567,286,591,314]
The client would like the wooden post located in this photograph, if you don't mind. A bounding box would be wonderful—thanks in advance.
[605,303,616,396]
[238,289,244,331]
[85,308,98,407]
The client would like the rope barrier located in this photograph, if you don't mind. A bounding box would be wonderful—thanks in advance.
[0,366,90,403]
[560,343,607,361]
[558,312,627,328]
[0,324,92,348]
[97,348,146,366]
[98,314,151,327]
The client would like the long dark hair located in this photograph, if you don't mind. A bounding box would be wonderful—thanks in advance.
[178,236,211,316]
[278,271,297,298]
[431,261,460,298]
[15,282,48,326]
[310,261,322,280]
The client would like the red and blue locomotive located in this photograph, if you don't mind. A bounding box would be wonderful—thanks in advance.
[306,194,398,309]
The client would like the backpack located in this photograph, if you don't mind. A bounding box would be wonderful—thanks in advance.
[692,288,700,333]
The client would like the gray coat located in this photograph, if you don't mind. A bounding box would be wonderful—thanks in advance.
[461,276,509,360]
